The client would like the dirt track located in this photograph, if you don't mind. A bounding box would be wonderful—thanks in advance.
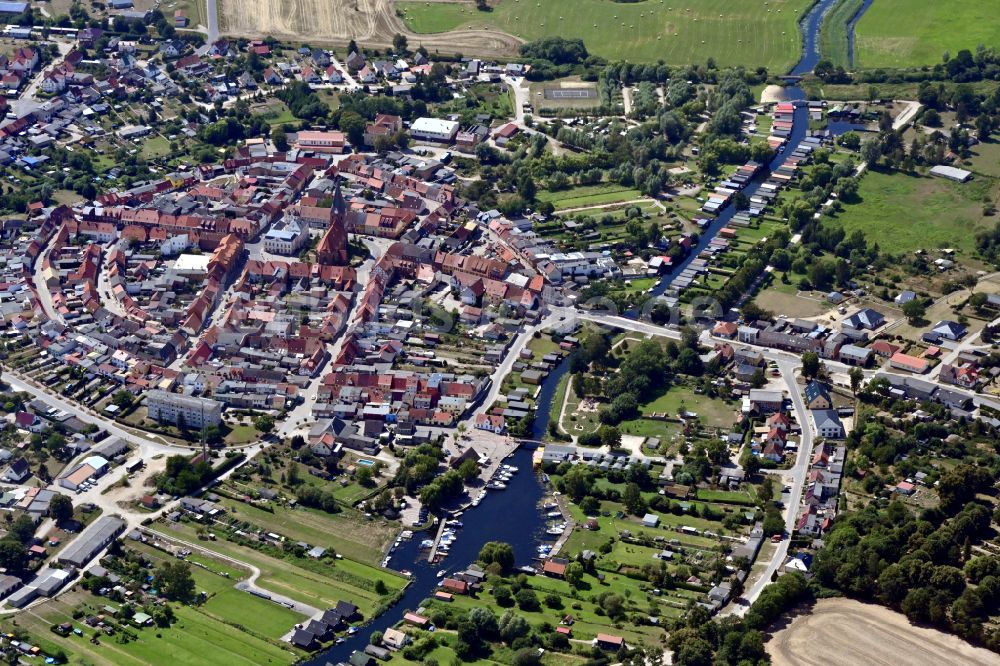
[767,598,999,666]
[218,0,523,57]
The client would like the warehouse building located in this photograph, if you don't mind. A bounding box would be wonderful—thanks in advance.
[58,516,127,569]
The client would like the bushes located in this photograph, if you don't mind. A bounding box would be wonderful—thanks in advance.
[744,572,812,630]
[519,37,589,66]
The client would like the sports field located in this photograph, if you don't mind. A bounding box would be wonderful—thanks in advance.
[829,169,1000,255]
[397,0,812,68]
[854,0,1000,68]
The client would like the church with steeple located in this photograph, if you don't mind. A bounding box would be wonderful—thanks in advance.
[316,180,349,265]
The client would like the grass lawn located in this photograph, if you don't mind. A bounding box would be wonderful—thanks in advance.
[828,168,1000,256]
[10,590,301,666]
[141,135,172,159]
[425,571,666,645]
[754,281,831,318]
[966,139,1000,179]
[696,488,755,505]
[638,385,737,428]
[176,0,206,28]
[158,520,403,616]
[818,0,864,67]
[224,423,260,444]
[537,184,644,211]
[396,0,811,68]
[132,543,307,639]
[855,0,1000,68]
[253,100,297,126]
[527,333,562,358]
[214,496,396,565]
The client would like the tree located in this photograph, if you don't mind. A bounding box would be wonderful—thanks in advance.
[565,561,584,587]
[338,110,367,148]
[201,424,223,446]
[902,299,926,324]
[598,425,621,449]
[498,609,530,644]
[849,367,864,396]
[0,538,26,571]
[9,514,34,544]
[158,561,196,603]
[270,126,289,152]
[370,630,383,646]
[623,482,647,516]
[392,33,408,54]
[356,466,374,487]
[457,458,479,482]
[50,494,73,525]
[515,588,540,611]
[762,509,784,537]
[759,477,774,503]
[493,585,513,606]
[253,414,275,434]
[478,541,515,572]
[801,352,820,379]
[112,390,134,409]
[969,292,988,313]
[861,138,882,166]
[510,648,542,666]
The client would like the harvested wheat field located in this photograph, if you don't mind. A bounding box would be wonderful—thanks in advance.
[767,598,999,666]
[217,0,522,57]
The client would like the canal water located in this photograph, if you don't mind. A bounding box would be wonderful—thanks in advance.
[308,358,572,664]
[846,0,875,68]
[310,2,846,661]
[647,0,846,303]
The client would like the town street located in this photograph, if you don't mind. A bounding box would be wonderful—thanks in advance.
[724,358,814,614]
[31,241,64,325]
[471,310,564,419]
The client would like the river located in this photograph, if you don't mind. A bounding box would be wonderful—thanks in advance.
[645,0,852,304]
[310,2,848,661]
[846,0,876,68]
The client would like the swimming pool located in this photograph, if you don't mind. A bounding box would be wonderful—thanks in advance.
[357,459,375,467]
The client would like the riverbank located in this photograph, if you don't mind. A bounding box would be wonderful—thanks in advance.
[767,598,999,666]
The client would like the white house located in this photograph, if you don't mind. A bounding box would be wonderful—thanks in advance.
[409,117,459,143]
[263,218,309,255]
[813,409,845,439]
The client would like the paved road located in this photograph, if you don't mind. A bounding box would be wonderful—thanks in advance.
[206,0,218,42]
[276,237,390,440]
[96,243,130,319]
[724,359,813,614]
[4,372,191,457]
[892,100,921,131]
[471,310,563,418]
[31,240,64,324]
[7,41,73,119]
